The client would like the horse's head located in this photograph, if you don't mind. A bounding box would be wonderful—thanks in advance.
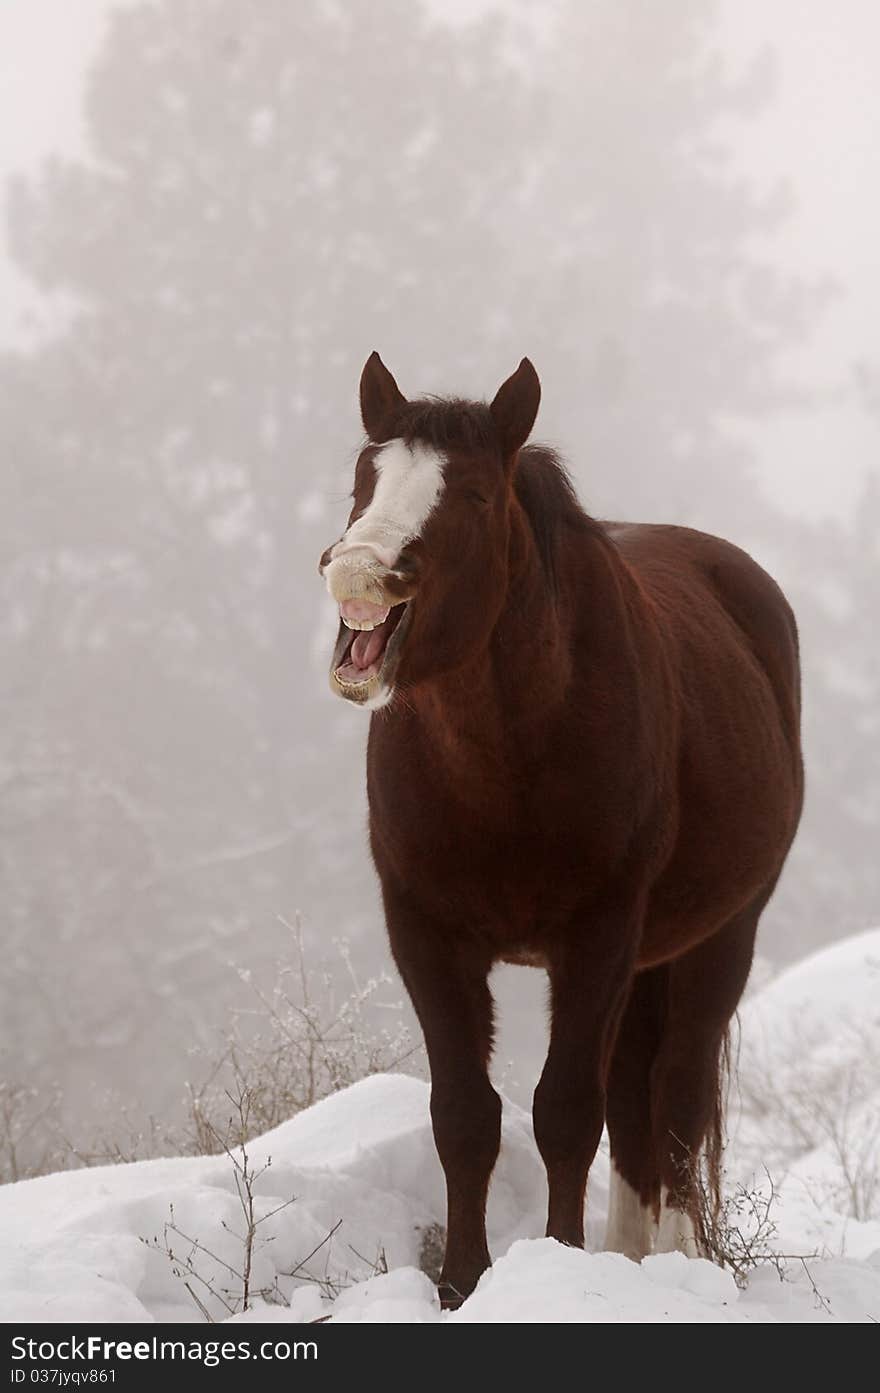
[319,352,541,707]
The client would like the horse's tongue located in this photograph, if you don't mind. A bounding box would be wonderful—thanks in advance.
[351,625,386,670]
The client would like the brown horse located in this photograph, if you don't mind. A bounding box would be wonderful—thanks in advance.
[319,353,803,1306]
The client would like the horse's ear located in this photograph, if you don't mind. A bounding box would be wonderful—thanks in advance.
[360,351,407,443]
[490,358,541,465]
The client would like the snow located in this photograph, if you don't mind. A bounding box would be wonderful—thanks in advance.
[730,927,880,1261]
[738,927,880,1074]
[2,935,880,1323]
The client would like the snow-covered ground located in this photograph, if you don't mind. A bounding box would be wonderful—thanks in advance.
[2,932,880,1324]
[730,927,880,1260]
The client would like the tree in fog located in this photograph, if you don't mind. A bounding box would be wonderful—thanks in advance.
[1,0,869,1145]
[513,0,828,527]
[0,0,531,1116]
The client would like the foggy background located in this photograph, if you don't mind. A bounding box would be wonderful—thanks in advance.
[1,0,878,1157]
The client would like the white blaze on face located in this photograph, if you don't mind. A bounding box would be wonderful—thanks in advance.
[329,438,445,572]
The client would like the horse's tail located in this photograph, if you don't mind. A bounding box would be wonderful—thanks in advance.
[693,1025,733,1255]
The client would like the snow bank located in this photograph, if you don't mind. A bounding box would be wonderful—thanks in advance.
[0,1075,559,1324]
[738,927,880,1086]
[731,927,880,1261]
[330,1242,880,1324]
[2,932,880,1323]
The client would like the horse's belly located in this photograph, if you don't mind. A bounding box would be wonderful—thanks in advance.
[640,781,801,966]
[637,903,734,967]
[373,805,593,957]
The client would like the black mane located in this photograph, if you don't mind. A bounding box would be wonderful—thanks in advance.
[397,397,599,595]
[513,445,596,592]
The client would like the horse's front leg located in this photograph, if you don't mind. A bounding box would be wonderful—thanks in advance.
[533,903,639,1247]
[386,898,500,1308]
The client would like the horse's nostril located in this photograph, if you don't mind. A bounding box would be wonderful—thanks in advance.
[318,545,335,574]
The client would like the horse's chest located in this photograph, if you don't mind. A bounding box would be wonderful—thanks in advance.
[369,757,600,939]
[366,712,646,953]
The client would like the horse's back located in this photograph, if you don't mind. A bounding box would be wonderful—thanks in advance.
[605,520,800,729]
[602,521,803,964]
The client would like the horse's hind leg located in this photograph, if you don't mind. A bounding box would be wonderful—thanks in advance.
[650,903,762,1254]
[604,965,668,1259]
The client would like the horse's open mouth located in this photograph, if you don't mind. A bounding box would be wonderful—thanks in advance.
[330,601,410,705]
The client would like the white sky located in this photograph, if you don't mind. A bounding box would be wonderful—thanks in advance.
[1,0,878,521]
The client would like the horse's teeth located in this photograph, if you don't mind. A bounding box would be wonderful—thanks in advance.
[343,617,378,631]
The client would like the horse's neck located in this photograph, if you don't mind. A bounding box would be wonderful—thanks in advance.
[409,512,620,759]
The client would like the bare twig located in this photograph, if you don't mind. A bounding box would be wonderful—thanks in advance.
[140,1089,297,1321]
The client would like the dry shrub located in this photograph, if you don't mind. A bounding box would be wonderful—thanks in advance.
[182,914,421,1153]
[2,914,422,1180]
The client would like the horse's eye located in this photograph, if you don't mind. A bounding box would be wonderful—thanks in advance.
[466,490,490,506]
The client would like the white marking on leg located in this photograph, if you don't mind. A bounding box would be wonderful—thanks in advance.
[604,1164,654,1261]
[329,438,445,572]
[655,1187,699,1257]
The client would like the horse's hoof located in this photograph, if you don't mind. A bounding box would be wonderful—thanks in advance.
[438,1280,467,1311]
